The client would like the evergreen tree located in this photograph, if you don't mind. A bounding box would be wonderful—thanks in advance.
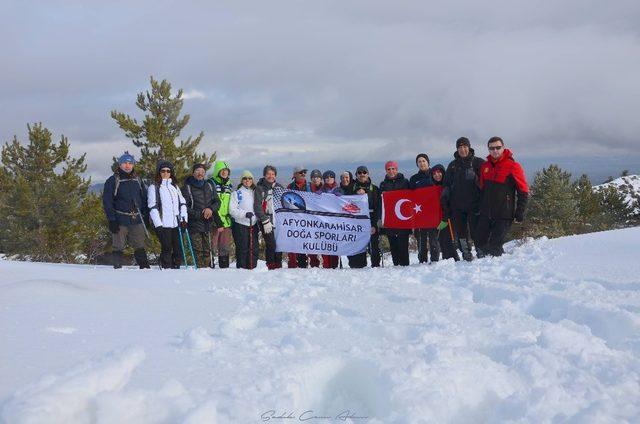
[521,165,577,238]
[572,174,605,234]
[597,185,634,229]
[621,170,629,177]
[0,123,95,262]
[111,76,215,182]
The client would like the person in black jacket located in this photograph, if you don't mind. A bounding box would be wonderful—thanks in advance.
[379,161,410,266]
[181,163,221,268]
[431,164,460,261]
[254,165,284,270]
[340,171,355,195]
[409,153,440,263]
[348,165,381,268]
[102,152,150,269]
[442,137,485,261]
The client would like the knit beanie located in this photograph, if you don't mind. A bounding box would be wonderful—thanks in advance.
[456,137,471,148]
[385,160,398,170]
[415,153,430,166]
[118,151,136,165]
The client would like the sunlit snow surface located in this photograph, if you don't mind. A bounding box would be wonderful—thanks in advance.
[1,228,639,423]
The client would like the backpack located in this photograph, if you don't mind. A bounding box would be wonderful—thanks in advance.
[113,173,144,198]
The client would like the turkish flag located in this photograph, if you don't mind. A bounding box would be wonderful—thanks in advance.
[381,186,443,229]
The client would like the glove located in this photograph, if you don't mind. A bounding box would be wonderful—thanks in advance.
[437,220,448,231]
[179,219,188,229]
[108,221,120,234]
[262,221,273,234]
[245,212,254,219]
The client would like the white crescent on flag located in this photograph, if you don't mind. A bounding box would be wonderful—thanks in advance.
[394,199,413,220]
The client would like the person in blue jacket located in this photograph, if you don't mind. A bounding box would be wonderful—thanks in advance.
[102,152,150,269]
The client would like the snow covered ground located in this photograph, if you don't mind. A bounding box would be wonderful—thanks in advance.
[1,228,639,423]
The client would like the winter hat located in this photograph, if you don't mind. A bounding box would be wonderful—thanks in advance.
[456,137,471,148]
[310,169,322,179]
[263,165,277,176]
[192,163,206,172]
[415,153,430,166]
[322,170,336,180]
[292,165,307,175]
[241,170,254,180]
[356,165,369,174]
[385,160,398,170]
[156,160,174,173]
[118,151,136,165]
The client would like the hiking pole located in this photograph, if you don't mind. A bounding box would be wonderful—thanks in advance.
[177,217,189,269]
[207,231,214,268]
[249,216,254,270]
[183,222,198,270]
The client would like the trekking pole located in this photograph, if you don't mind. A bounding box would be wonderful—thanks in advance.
[447,218,455,242]
[177,224,188,269]
[249,216,254,269]
[183,223,198,270]
[207,231,214,268]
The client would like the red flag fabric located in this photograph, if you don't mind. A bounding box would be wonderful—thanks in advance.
[381,186,442,229]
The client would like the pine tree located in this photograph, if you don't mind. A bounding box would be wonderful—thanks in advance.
[111,76,215,182]
[521,165,577,238]
[597,185,634,229]
[572,174,606,234]
[0,123,96,262]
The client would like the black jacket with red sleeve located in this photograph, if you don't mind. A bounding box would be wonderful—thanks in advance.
[478,149,529,221]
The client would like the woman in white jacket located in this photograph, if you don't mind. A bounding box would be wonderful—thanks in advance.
[229,170,259,269]
[148,160,188,269]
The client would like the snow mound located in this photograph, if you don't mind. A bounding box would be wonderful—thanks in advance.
[177,327,216,354]
[2,347,145,423]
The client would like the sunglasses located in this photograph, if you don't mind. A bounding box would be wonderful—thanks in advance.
[242,177,253,180]
[488,145,503,151]
[160,169,171,174]
[296,171,307,175]
[386,167,397,171]
[357,171,368,175]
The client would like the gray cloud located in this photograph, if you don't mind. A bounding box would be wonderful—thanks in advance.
[1,0,639,180]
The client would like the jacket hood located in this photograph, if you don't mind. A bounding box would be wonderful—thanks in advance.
[431,164,446,174]
[453,147,476,160]
[212,161,230,183]
[487,148,514,163]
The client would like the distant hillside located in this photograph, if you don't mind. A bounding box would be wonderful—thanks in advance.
[594,175,640,213]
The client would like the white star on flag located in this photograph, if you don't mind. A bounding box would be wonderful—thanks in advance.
[414,203,422,213]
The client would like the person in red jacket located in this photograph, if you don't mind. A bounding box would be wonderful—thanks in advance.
[476,137,529,257]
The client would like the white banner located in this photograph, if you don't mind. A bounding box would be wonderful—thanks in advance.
[273,188,371,256]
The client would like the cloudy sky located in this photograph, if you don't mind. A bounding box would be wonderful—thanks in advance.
[2,0,639,181]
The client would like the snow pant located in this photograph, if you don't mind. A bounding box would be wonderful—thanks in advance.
[155,227,182,269]
[259,222,282,269]
[385,230,410,266]
[288,253,308,268]
[347,231,381,268]
[111,224,149,269]
[190,231,213,268]
[451,209,479,261]
[415,228,440,263]
[232,223,258,269]
[439,223,460,261]
[308,255,320,268]
[211,227,233,268]
[475,215,512,257]
[322,255,339,269]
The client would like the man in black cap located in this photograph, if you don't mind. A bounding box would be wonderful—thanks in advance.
[181,163,221,268]
[442,137,485,261]
[348,165,382,268]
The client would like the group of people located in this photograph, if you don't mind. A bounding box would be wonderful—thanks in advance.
[102,136,529,270]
